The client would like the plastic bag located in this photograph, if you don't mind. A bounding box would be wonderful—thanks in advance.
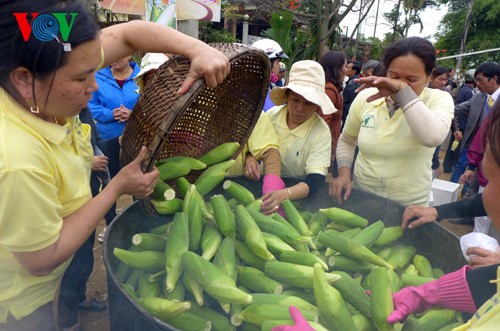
[460,232,500,262]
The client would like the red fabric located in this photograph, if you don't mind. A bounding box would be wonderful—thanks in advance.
[467,116,489,187]
[316,81,343,159]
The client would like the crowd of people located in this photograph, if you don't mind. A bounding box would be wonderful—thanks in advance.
[0,0,499,330]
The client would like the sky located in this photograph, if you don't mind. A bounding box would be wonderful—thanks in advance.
[341,0,449,42]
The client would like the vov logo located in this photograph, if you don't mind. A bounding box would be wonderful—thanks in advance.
[13,12,78,46]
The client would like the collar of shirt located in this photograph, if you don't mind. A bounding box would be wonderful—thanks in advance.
[489,86,500,102]
[0,88,68,145]
[275,105,318,139]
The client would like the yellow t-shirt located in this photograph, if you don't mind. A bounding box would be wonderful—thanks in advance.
[267,105,331,178]
[0,88,93,322]
[226,112,280,176]
[344,87,453,206]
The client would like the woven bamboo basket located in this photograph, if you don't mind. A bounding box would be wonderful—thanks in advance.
[120,43,270,216]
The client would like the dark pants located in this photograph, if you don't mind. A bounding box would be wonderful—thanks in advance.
[0,303,57,331]
[450,147,469,183]
[56,174,100,329]
[443,133,461,173]
[102,138,121,225]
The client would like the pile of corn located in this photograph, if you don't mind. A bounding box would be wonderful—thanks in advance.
[111,144,465,331]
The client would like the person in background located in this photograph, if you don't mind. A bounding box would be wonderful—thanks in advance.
[57,108,108,331]
[0,0,229,329]
[443,68,476,173]
[330,37,454,207]
[260,60,336,215]
[134,52,170,93]
[341,60,362,131]
[362,59,380,77]
[252,39,289,112]
[275,62,286,87]
[318,51,346,175]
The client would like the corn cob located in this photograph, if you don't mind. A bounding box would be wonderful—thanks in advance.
[313,263,357,330]
[234,205,275,261]
[234,239,266,270]
[388,267,401,292]
[114,261,131,283]
[113,248,165,272]
[157,161,192,181]
[125,268,144,289]
[163,310,212,331]
[151,180,176,201]
[183,185,204,251]
[175,176,191,198]
[238,304,318,327]
[188,304,236,331]
[223,179,256,206]
[247,208,308,244]
[281,199,310,236]
[308,211,328,236]
[317,231,392,268]
[370,267,395,331]
[238,266,284,294]
[230,303,244,326]
[413,254,434,277]
[194,159,236,196]
[352,220,385,247]
[377,246,394,261]
[263,261,340,289]
[290,241,310,253]
[245,199,263,213]
[148,270,166,283]
[138,273,160,298]
[155,155,207,170]
[249,293,319,313]
[149,222,173,236]
[279,251,329,271]
[164,279,186,302]
[401,274,434,287]
[198,141,240,166]
[330,254,375,273]
[401,317,419,331]
[120,283,138,300]
[211,194,236,238]
[151,198,183,215]
[165,212,189,293]
[200,222,222,261]
[320,207,369,228]
[437,321,464,331]
[403,264,420,276]
[261,320,328,331]
[330,270,372,318]
[326,222,353,231]
[387,245,417,270]
[262,232,296,255]
[417,309,457,330]
[433,268,445,279]
[182,251,253,304]
[300,211,313,223]
[131,233,166,252]
[135,297,191,321]
[352,313,377,331]
[213,237,238,281]
[374,226,404,246]
[182,271,204,306]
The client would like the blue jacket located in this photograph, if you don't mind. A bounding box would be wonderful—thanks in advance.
[89,62,140,139]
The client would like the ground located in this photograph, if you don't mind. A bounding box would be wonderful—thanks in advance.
[80,152,473,330]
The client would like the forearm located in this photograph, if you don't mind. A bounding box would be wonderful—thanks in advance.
[396,87,450,147]
[335,132,357,170]
[287,182,310,200]
[262,148,281,176]
[435,193,487,220]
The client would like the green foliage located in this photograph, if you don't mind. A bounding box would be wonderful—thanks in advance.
[199,22,237,44]
[435,0,500,68]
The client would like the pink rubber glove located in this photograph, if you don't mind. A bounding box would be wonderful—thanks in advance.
[272,306,315,331]
[388,265,477,324]
[262,174,286,195]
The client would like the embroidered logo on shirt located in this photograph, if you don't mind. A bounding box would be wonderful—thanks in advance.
[361,115,375,128]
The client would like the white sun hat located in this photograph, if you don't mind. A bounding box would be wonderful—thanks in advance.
[135,53,170,80]
[270,60,337,115]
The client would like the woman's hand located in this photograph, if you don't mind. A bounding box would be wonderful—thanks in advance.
[261,189,287,215]
[245,154,261,181]
[453,131,463,141]
[329,168,352,204]
[401,205,438,230]
[459,169,475,184]
[92,155,109,172]
[178,45,230,95]
[110,146,159,199]
[467,247,500,268]
[355,76,409,102]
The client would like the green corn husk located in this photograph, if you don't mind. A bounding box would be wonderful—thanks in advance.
[149,221,173,236]
[213,237,239,281]
[238,266,284,294]
[151,180,176,201]
[135,297,191,321]
[131,233,166,252]
[234,205,275,261]
[164,280,186,302]
[247,208,308,244]
[279,251,329,271]
[125,268,144,289]
[317,231,392,269]
[281,289,316,305]
[313,263,357,330]
[433,268,445,279]
[374,226,404,246]
[413,254,434,277]
[262,232,296,255]
[387,245,417,270]
[308,212,328,236]
[197,142,240,166]
[151,198,183,215]
[403,264,420,276]
[261,320,328,331]
[211,194,236,238]
[120,283,138,300]
[281,199,310,236]
[320,207,369,228]
[417,309,458,331]
[250,293,319,314]
[113,248,165,272]
[263,261,340,289]
[352,313,377,331]
[330,270,371,318]
[401,274,435,287]
[234,239,266,270]
[138,273,160,298]
[238,304,318,327]
[175,176,191,199]
[200,222,222,261]
[370,267,395,331]
[183,185,204,251]
[165,212,189,293]
[163,310,212,331]
[182,272,204,306]
[330,255,376,273]
[188,304,236,331]
[352,220,385,247]
[223,180,256,206]
[182,251,253,305]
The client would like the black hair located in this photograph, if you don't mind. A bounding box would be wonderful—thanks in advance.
[431,66,450,78]
[372,62,387,77]
[382,37,436,76]
[319,51,346,92]
[348,60,362,75]
[486,99,500,168]
[475,62,500,83]
[0,0,99,105]
[362,60,380,74]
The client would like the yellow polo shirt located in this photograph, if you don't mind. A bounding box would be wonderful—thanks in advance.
[226,112,280,176]
[267,105,331,178]
[0,88,93,322]
[344,87,453,206]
